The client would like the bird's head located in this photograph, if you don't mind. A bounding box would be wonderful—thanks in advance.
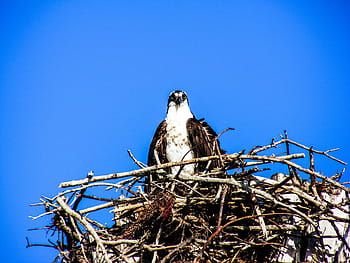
[167,90,189,108]
[166,90,193,119]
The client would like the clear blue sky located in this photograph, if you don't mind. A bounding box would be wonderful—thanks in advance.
[0,1,349,262]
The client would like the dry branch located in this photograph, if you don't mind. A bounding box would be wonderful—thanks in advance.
[56,197,112,263]
[59,153,305,188]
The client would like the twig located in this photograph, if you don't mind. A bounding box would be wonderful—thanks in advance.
[283,131,303,186]
[251,138,347,165]
[102,239,139,245]
[56,197,112,263]
[280,158,349,193]
[217,184,228,228]
[284,139,346,165]
[159,238,193,263]
[26,237,58,249]
[29,209,57,220]
[127,149,147,168]
[152,222,164,263]
[309,148,320,199]
[72,171,94,211]
[79,201,115,214]
[112,201,151,214]
[250,139,285,154]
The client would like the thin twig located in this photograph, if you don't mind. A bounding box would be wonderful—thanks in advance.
[56,197,112,263]
[127,149,147,168]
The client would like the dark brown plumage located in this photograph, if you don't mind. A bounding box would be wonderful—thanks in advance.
[186,118,226,171]
[147,120,168,167]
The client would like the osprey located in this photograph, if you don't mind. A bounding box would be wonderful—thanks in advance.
[147,90,225,191]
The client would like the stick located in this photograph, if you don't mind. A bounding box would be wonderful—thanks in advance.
[56,197,112,263]
[127,149,147,168]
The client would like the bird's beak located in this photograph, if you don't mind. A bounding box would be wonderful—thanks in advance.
[174,95,183,105]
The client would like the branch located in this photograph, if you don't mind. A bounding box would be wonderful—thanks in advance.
[60,153,305,188]
[56,197,112,263]
[79,201,115,214]
[127,149,147,169]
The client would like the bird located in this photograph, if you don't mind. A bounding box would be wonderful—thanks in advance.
[146,90,225,192]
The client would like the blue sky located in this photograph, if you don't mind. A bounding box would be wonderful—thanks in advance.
[0,1,349,262]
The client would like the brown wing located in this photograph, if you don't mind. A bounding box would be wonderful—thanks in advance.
[146,120,168,193]
[186,118,225,171]
[147,120,168,166]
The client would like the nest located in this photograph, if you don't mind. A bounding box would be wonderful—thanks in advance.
[29,134,350,263]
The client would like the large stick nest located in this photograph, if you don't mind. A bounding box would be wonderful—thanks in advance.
[29,134,350,263]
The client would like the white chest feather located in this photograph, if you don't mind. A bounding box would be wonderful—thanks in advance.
[165,103,195,175]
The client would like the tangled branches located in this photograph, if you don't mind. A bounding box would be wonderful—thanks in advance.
[29,136,350,263]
